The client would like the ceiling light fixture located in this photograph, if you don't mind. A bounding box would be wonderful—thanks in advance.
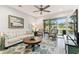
[33,5,51,15]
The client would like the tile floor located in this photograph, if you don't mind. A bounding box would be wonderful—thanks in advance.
[0,35,66,54]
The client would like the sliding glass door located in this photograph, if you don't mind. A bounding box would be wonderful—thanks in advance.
[43,19,57,33]
[44,17,66,36]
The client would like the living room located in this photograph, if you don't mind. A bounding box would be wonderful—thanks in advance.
[0,5,79,54]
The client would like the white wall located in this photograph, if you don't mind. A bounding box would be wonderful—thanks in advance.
[32,18,43,30]
[0,6,36,33]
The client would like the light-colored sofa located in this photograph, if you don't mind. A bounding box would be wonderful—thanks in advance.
[2,31,34,47]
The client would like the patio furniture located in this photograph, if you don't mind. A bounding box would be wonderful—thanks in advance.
[49,28,58,40]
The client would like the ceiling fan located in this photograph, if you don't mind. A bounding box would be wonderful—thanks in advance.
[33,5,51,14]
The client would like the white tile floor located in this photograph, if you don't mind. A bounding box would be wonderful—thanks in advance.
[0,35,66,54]
[43,34,66,54]
[55,37,65,54]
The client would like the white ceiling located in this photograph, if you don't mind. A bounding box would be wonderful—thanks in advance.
[8,5,79,18]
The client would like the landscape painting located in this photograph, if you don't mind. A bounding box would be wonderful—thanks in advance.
[8,15,24,28]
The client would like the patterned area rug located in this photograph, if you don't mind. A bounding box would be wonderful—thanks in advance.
[0,37,57,54]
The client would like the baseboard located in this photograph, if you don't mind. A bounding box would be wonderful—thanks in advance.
[4,41,23,49]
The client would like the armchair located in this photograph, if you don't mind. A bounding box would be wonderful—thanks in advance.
[49,28,58,40]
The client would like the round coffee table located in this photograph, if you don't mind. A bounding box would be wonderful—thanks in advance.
[23,37,42,51]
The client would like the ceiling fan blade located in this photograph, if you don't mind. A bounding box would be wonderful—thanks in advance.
[33,11,39,12]
[34,5,40,9]
[43,10,51,12]
[43,5,50,9]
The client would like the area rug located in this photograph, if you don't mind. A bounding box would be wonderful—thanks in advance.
[0,39,57,54]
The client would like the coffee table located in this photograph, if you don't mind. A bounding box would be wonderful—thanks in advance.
[23,37,42,51]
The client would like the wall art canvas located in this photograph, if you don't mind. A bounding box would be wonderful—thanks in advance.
[8,15,24,28]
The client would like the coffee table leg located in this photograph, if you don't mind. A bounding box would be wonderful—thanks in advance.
[31,45,35,51]
[25,44,40,51]
[37,44,40,47]
[25,44,35,51]
[25,44,29,48]
[32,44,40,51]
[38,45,40,46]
[25,44,32,48]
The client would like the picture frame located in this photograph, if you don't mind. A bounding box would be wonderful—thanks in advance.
[8,15,24,28]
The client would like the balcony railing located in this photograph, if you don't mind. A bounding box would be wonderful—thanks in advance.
[65,35,77,54]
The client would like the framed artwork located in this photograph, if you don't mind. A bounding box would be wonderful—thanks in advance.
[8,15,24,28]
